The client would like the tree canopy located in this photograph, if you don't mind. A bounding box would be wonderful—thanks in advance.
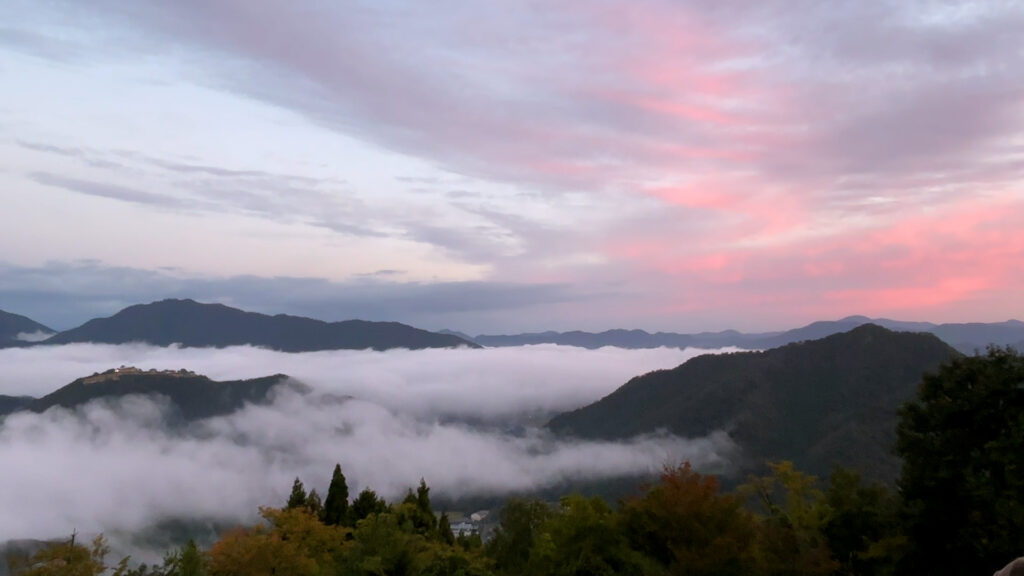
[896,346,1024,575]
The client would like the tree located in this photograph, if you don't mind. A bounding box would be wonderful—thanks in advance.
[286,477,308,510]
[10,533,113,576]
[739,461,835,575]
[821,467,901,576]
[438,513,455,547]
[207,507,348,576]
[397,480,437,538]
[351,487,389,523]
[529,494,652,576]
[485,499,552,576]
[416,479,432,517]
[621,463,759,576]
[895,347,1024,575]
[322,464,350,526]
[178,540,206,576]
[336,513,419,576]
[305,489,323,518]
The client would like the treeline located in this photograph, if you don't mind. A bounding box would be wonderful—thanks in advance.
[9,347,1024,576]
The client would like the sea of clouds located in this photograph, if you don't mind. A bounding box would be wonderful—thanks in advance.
[0,344,739,546]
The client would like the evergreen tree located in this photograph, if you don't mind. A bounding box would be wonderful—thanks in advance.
[306,488,323,518]
[286,477,307,509]
[322,463,350,526]
[177,539,206,576]
[351,487,389,523]
[416,478,432,515]
[397,479,437,537]
[438,512,455,546]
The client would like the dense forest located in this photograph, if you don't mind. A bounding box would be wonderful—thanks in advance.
[7,347,1024,576]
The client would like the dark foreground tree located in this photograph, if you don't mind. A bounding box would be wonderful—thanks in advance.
[438,512,455,546]
[896,346,1024,575]
[323,464,350,526]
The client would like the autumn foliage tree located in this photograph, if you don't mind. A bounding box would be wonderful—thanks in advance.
[620,463,760,576]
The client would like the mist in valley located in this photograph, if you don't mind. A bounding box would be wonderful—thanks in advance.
[0,344,739,553]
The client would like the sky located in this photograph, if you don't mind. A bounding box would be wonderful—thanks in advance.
[1,0,1022,333]
[0,343,735,548]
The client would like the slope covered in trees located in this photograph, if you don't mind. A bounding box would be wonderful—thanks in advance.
[42,299,478,351]
[548,325,958,482]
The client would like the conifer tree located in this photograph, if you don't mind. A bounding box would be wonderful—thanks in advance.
[438,512,455,546]
[286,477,307,509]
[416,478,432,516]
[323,463,350,526]
[178,539,206,576]
[306,488,323,517]
[351,487,388,523]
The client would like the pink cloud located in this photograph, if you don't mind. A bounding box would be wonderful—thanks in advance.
[599,191,1024,326]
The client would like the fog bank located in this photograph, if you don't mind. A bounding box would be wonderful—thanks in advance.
[0,344,739,543]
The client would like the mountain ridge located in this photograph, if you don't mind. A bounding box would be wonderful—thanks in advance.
[464,316,1023,353]
[39,299,479,351]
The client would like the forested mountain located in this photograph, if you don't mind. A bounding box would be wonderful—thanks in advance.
[41,299,478,351]
[0,309,54,347]
[0,368,293,421]
[467,316,1024,353]
[548,325,959,483]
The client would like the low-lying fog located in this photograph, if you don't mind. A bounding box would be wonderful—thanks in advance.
[0,344,739,546]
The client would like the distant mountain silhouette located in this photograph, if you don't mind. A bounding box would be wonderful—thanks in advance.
[0,367,294,421]
[467,316,1023,353]
[42,299,478,351]
[0,309,54,347]
[547,325,959,483]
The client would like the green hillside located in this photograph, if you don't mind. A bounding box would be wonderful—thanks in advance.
[548,325,959,482]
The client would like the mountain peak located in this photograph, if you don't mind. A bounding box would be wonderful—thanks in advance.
[838,315,873,323]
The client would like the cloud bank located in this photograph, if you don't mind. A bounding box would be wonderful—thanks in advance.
[0,344,737,544]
